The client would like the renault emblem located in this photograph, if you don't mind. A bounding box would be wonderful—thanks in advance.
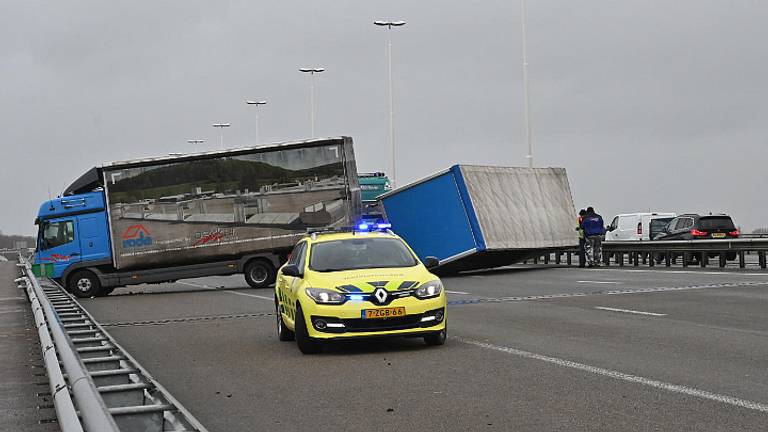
[373,288,388,304]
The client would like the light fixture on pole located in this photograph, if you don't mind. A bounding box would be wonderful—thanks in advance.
[187,139,205,150]
[374,20,406,188]
[245,100,267,143]
[520,0,533,168]
[211,123,231,150]
[299,67,325,138]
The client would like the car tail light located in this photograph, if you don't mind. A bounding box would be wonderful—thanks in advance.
[728,230,740,237]
[637,223,642,236]
[690,229,708,237]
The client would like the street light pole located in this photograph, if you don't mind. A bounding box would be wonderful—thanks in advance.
[520,0,533,168]
[245,100,267,143]
[299,67,325,138]
[374,20,406,188]
[211,123,231,150]
[187,139,205,151]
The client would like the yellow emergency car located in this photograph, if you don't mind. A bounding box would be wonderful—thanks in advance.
[274,224,447,354]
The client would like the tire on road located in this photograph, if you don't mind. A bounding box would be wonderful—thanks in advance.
[294,303,322,354]
[424,326,447,346]
[275,295,294,341]
[67,270,103,298]
[244,259,276,288]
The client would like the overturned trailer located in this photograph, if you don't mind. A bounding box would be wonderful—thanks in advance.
[379,165,578,274]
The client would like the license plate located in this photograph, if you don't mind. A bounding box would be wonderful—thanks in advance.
[362,307,406,319]
[712,233,726,238]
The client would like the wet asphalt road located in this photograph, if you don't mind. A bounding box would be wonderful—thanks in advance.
[78,266,768,431]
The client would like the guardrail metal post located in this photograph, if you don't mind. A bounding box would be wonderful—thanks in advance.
[617,252,624,267]
[759,251,767,269]
[632,252,638,267]
[739,251,746,269]
[665,252,671,267]
[649,253,655,267]
[700,253,708,268]
[566,251,572,266]
[544,253,550,264]
[555,252,561,265]
[682,252,689,268]
[642,252,647,265]
[719,252,727,268]
[603,251,610,267]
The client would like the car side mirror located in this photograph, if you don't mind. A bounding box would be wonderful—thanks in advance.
[423,256,439,270]
[281,264,303,278]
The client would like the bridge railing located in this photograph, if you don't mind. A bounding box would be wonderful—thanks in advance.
[525,239,768,269]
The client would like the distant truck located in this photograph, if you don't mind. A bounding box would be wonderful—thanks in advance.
[358,172,391,224]
[379,165,579,274]
[33,137,361,297]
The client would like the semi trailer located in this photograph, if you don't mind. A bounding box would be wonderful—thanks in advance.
[33,137,361,297]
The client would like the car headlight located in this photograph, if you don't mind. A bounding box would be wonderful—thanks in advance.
[306,288,347,305]
[414,280,443,299]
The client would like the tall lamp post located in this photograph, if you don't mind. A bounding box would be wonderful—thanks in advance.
[245,100,267,143]
[374,20,406,188]
[211,123,230,150]
[520,0,533,167]
[299,67,325,138]
[187,139,205,150]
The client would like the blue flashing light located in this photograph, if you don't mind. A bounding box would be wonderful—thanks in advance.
[355,221,391,232]
[348,294,364,301]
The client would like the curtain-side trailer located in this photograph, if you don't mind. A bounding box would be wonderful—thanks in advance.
[33,137,361,297]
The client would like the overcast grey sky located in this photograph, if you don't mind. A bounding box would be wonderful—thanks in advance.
[2,1,766,236]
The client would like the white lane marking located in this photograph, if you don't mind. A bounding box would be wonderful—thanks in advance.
[594,306,667,317]
[586,268,768,277]
[446,290,470,295]
[224,290,274,301]
[577,280,621,284]
[460,338,768,413]
[177,281,272,301]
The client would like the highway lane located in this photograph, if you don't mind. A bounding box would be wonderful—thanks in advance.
[78,267,768,431]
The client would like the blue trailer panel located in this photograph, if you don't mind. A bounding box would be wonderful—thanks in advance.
[379,169,480,261]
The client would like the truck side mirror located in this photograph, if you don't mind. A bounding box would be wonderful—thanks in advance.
[281,264,303,278]
[423,256,439,270]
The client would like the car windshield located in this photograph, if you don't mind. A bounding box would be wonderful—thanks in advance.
[309,237,418,272]
[699,217,736,230]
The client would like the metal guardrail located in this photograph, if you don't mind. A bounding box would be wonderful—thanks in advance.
[19,264,84,432]
[19,258,209,432]
[525,238,768,269]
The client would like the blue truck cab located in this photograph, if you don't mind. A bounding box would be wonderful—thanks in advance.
[34,191,112,287]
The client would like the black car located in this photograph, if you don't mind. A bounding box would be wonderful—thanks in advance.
[654,214,739,261]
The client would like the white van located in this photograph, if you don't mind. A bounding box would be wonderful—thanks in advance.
[605,213,676,241]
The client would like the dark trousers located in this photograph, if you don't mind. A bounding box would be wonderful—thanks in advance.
[578,238,586,267]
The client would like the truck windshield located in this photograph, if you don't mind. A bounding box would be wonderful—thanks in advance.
[309,237,418,272]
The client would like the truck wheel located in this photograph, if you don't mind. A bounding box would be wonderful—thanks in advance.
[68,270,102,298]
[275,295,294,341]
[244,260,275,288]
[295,304,322,354]
[424,327,447,346]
